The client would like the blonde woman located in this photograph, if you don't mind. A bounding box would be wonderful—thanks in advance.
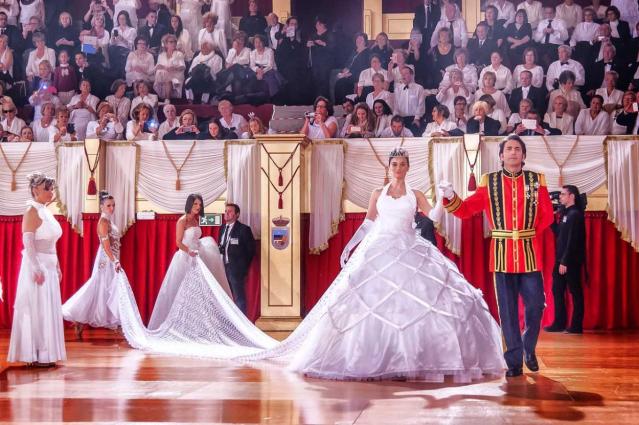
[154,34,186,100]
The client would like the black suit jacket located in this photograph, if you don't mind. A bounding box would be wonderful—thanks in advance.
[413,4,440,40]
[516,123,561,136]
[218,221,256,277]
[587,59,627,91]
[552,205,586,267]
[466,116,501,136]
[138,24,168,50]
[509,85,547,115]
[0,25,19,50]
[466,38,498,69]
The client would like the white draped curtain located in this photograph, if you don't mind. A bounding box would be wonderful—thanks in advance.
[137,140,227,212]
[56,143,85,233]
[0,142,56,215]
[105,143,138,233]
[607,139,639,252]
[227,142,261,239]
[310,142,344,253]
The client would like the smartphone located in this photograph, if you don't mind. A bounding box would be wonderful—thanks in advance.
[113,29,119,37]
[410,33,422,44]
[633,102,639,112]
[66,123,75,133]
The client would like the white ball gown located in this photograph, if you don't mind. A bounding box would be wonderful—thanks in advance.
[179,0,204,52]
[8,200,66,364]
[62,214,126,329]
[212,0,234,41]
[116,184,505,382]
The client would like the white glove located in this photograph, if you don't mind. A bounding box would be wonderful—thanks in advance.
[23,232,44,284]
[427,197,445,223]
[437,180,455,200]
[340,219,374,267]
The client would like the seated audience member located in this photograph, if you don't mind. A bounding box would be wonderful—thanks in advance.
[215,31,251,98]
[126,103,158,141]
[574,94,611,134]
[612,91,638,134]
[487,0,516,25]
[185,41,223,104]
[198,12,228,58]
[587,43,626,93]
[370,32,393,68]
[49,107,77,142]
[125,36,156,87]
[342,102,375,138]
[218,99,249,136]
[478,5,506,47]
[387,48,413,88]
[478,94,507,134]
[366,73,394,112]
[372,99,393,137]
[436,69,473,113]
[452,95,469,132]
[239,0,267,38]
[31,102,56,143]
[241,116,267,138]
[479,50,514,94]
[86,102,122,141]
[544,95,575,134]
[466,100,501,135]
[439,48,478,92]
[513,109,561,135]
[548,70,587,119]
[301,96,338,139]
[138,10,168,56]
[106,79,131,131]
[0,101,25,139]
[394,66,426,135]
[25,31,56,82]
[158,103,178,139]
[534,7,569,67]
[154,33,186,100]
[130,81,159,118]
[509,69,546,114]
[163,109,200,140]
[595,71,624,113]
[79,14,110,69]
[468,22,498,70]
[199,118,237,140]
[431,3,468,48]
[475,71,511,116]
[17,126,35,142]
[517,0,544,28]
[250,34,283,98]
[357,55,389,101]
[555,0,583,32]
[512,47,544,88]
[546,45,585,92]
[506,98,533,133]
[380,114,415,137]
[68,79,100,140]
[422,104,460,136]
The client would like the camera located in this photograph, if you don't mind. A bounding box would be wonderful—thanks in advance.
[549,191,588,213]
[38,80,49,91]
[304,112,315,119]
[143,119,159,133]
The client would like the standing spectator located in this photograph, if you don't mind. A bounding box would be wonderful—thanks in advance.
[487,0,517,25]
[574,94,611,134]
[139,10,168,56]
[125,37,156,87]
[556,0,583,31]
[52,11,79,56]
[0,33,13,86]
[82,0,114,31]
[274,16,308,104]
[570,8,600,65]
[479,5,506,46]
[334,32,370,104]
[154,34,186,100]
[307,16,334,99]
[169,15,193,62]
[429,27,455,88]
[431,3,468,48]
[239,0,267,39]
[198,12,227,58]
[413,0,441,44]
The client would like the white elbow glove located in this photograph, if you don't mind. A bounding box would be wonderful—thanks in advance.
[340,218,374,267]
[437,180,455,200]
[427,197,445,224]
[23,232,43,281]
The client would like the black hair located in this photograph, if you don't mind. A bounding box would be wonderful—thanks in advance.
[226,203,240,215]
[433,104,450,119]
[99,190,114,205]
[314,96,334,117]
[342,98,355,107]
[499,135,527,167]
[185,193,205,217]
[453,95,467,105]
[373,99,393,116]
[558,70,576,85]
[390,114,404,125]
[606,6,620,20]
[563,185,584,211]
[116,10,133,28]
[591,94,604,105]
[169,14,184,38]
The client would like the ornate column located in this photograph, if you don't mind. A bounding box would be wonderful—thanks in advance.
[254,134,306,332]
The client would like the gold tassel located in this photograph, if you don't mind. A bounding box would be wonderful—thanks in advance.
[175,178,181,191]
[558,173,563,187]
[10,172,16,191]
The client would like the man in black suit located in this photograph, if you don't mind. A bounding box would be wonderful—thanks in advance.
[0,12,19,49]
[467,22,498,69]
[265,13,284,49]
[509,70,547,115]
[466,101,501,135]
[138,10,168,56]
[219,203,256,315]
[413,0,440,46]
[545,185,586,334]
[586,43,626,94]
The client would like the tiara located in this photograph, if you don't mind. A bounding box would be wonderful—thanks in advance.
[389,147,409,159]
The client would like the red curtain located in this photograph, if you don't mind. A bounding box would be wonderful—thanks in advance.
[302,212,639,330]
[0,215,260,329]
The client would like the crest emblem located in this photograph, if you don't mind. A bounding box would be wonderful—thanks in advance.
[271,216,290,250]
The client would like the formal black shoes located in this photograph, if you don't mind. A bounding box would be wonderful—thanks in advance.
[544,324,565,332]
[565,327,583,334]
[506,367,523,378]
[525,353,539,372]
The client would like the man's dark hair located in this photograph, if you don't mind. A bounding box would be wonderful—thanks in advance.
[314,96,334,117]
[226,203,240,215]
[563,185,584,210]
[390,114,404,125]
[185,193,205,217]
[499,135,527,168]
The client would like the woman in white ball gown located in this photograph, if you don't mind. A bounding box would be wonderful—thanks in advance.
[117,149,506,382]
[62,191,128,338]
[8,173,65,367]
[212,0,234,41]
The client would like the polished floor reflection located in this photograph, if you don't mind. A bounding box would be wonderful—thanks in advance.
[1,330,638,424]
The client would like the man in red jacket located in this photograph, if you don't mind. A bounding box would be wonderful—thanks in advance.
[440,135,554,378]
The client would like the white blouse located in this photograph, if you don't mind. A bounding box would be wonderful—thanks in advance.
[31,118,57,143]
[226,47,251,66]
[439,64,478,92]
[250,47,276,73]
[595,87,624,107]
[110,26,137,50]
[574,108,611,135]
[570,21,599,46]
[366,90,395,113]
[26,48,56,78]
[476,88,512,116]
[358,68,390,88]
[479,65,514,94]
[512,64,544,88]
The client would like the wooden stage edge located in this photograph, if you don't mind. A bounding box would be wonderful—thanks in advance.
[1,329,639,424]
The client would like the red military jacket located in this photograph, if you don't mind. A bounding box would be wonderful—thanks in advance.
[444,168,554,273]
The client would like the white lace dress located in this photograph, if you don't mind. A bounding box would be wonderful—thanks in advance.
[62,214,125,329]
[8,200,66,363]
[118,184,505,382]
[147,226,232,330]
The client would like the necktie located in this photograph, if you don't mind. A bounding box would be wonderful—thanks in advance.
[449,21,455,45]
[426,6,430,28]
[222,224,231,263]
[544,19,552,44]
[479,39,484,47]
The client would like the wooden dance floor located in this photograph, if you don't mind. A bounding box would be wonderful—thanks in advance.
[1,329,638,424]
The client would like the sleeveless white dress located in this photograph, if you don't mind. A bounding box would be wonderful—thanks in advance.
[147,226,232,330]
[179,0,203,52]
[8,200,66,363]
[62,214,126,329]
[212,0,234,41]
[117,184,505,382]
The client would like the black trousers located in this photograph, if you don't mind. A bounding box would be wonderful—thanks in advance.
[551,262,584,331]
[225,263,247,315]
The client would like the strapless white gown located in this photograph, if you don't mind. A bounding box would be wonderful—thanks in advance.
[148,226,232,330]
[117,184,506,382]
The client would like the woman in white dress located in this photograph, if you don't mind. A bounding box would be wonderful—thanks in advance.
[179,0,204,52]
[113,0,141,29]
[148,193,233,330]
[198,12,228,57]
[63,191,129,337]
[212,0,234,41]
[125,37,156,87]
[154,34,186,100]
[8,172,65,366]
[68,79,100,140]
[31,102,56,143]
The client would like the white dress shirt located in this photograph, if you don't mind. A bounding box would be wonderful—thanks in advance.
[439,64,478,92]
[395,82,426,119]
[517,1,543,27]
[130,94,159,118]
[570,21,599,46]
[512,64,544,88]
[220,113,249,133]
[358,68,390,88]
[366,90,395,112]
[555,3,583,29]
[487,0,517,24]
[545,112,574,135]
[534,18,569,45]
[307,116,338,139]
[422,119,458,136]
[430,18,468,48]
[574,108,611,135]
[595,87,624,107]
[158,119,178,140]
[479,64,514,94]
[110,26,137,50]
[546,58,586,91]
